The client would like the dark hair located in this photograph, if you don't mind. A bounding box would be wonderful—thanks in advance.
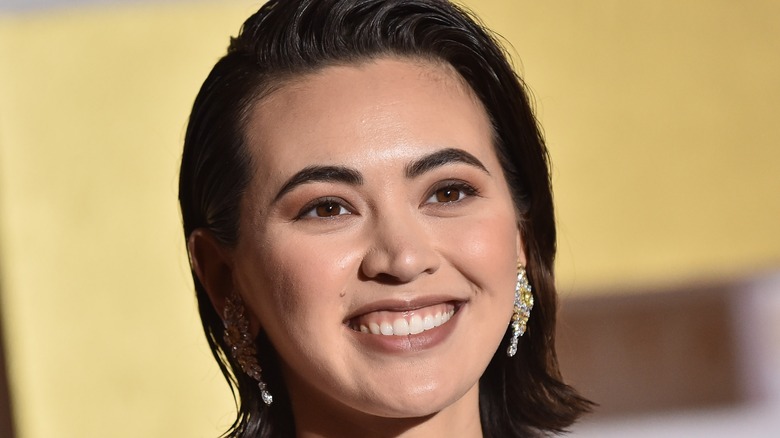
[179,0,591,436]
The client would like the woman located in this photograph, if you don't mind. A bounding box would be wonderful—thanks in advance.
[179,0,591,436]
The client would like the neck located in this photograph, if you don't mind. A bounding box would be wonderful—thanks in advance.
[291,385,483,438]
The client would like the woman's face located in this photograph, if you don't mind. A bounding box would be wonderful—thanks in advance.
[232,57,523,422]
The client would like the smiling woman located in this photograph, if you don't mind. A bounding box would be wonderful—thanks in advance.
[179,1,591,437]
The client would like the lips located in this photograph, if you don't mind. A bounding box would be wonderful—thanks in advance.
[347,301,459,336]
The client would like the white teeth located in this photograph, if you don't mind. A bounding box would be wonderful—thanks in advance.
[352,305,458,336]
[393,318,410,336]
[409,315,423,335]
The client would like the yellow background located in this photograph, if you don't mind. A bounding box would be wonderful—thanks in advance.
[0,0,778,436]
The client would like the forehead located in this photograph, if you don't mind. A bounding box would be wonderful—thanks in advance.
[242,57,496,188]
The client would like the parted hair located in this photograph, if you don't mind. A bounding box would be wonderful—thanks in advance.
[179,0,592,436]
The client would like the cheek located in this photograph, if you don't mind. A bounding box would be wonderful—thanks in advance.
[238,233,358,347]
[447,213,519,293]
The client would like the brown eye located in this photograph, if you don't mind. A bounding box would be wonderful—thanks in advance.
[315,202,344,217]
[435,187,462,203]
[298,198,353,220]
[424,182,478,206]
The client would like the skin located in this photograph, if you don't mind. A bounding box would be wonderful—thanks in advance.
[191,57,525,438]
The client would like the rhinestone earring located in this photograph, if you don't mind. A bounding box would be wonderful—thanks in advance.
[507,263,533,357]
[223,293,273,406]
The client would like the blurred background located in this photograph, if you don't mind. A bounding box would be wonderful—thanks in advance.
[0,0,778,436]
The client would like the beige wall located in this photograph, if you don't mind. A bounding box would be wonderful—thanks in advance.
[0,0,778,436]
[475,1,780,291]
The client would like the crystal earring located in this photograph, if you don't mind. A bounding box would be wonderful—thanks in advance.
[507,263,534,357]
[223,293,273,406]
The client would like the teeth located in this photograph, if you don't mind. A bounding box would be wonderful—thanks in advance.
[393,318,410,336]
[380,322,393,336]
[409,315,423,335]
[351,306,457,336]
[422,315,434,330]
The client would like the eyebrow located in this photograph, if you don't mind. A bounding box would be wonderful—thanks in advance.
[405,148,490,178]
[272,148,489,202]
[273,165,363,202]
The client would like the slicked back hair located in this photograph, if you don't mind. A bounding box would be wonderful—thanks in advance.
[179,1,591,436]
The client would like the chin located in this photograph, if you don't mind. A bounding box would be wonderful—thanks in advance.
[355,380,474,419]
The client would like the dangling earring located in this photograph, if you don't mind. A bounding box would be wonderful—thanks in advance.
[507,262,534,357]
[223,293,273,406]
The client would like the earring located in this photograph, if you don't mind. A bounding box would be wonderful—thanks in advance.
[507,262,534,357]
[223,293,273,406]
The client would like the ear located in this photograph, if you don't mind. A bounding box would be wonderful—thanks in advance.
[516,226,527,266]
[187,228,233,320]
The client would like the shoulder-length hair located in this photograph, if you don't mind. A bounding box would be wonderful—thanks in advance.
[179,1,591,436]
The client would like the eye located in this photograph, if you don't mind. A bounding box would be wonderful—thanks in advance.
[424,181,478,205]
[298,198,353,219]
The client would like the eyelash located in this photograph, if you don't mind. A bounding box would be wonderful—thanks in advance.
[295,181,479,220]
[296,197,353,219]
[424,181,480,205]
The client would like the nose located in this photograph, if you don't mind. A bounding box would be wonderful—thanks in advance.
[360,208,440,283]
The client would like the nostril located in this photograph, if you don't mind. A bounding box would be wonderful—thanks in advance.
[372,272,405,285]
